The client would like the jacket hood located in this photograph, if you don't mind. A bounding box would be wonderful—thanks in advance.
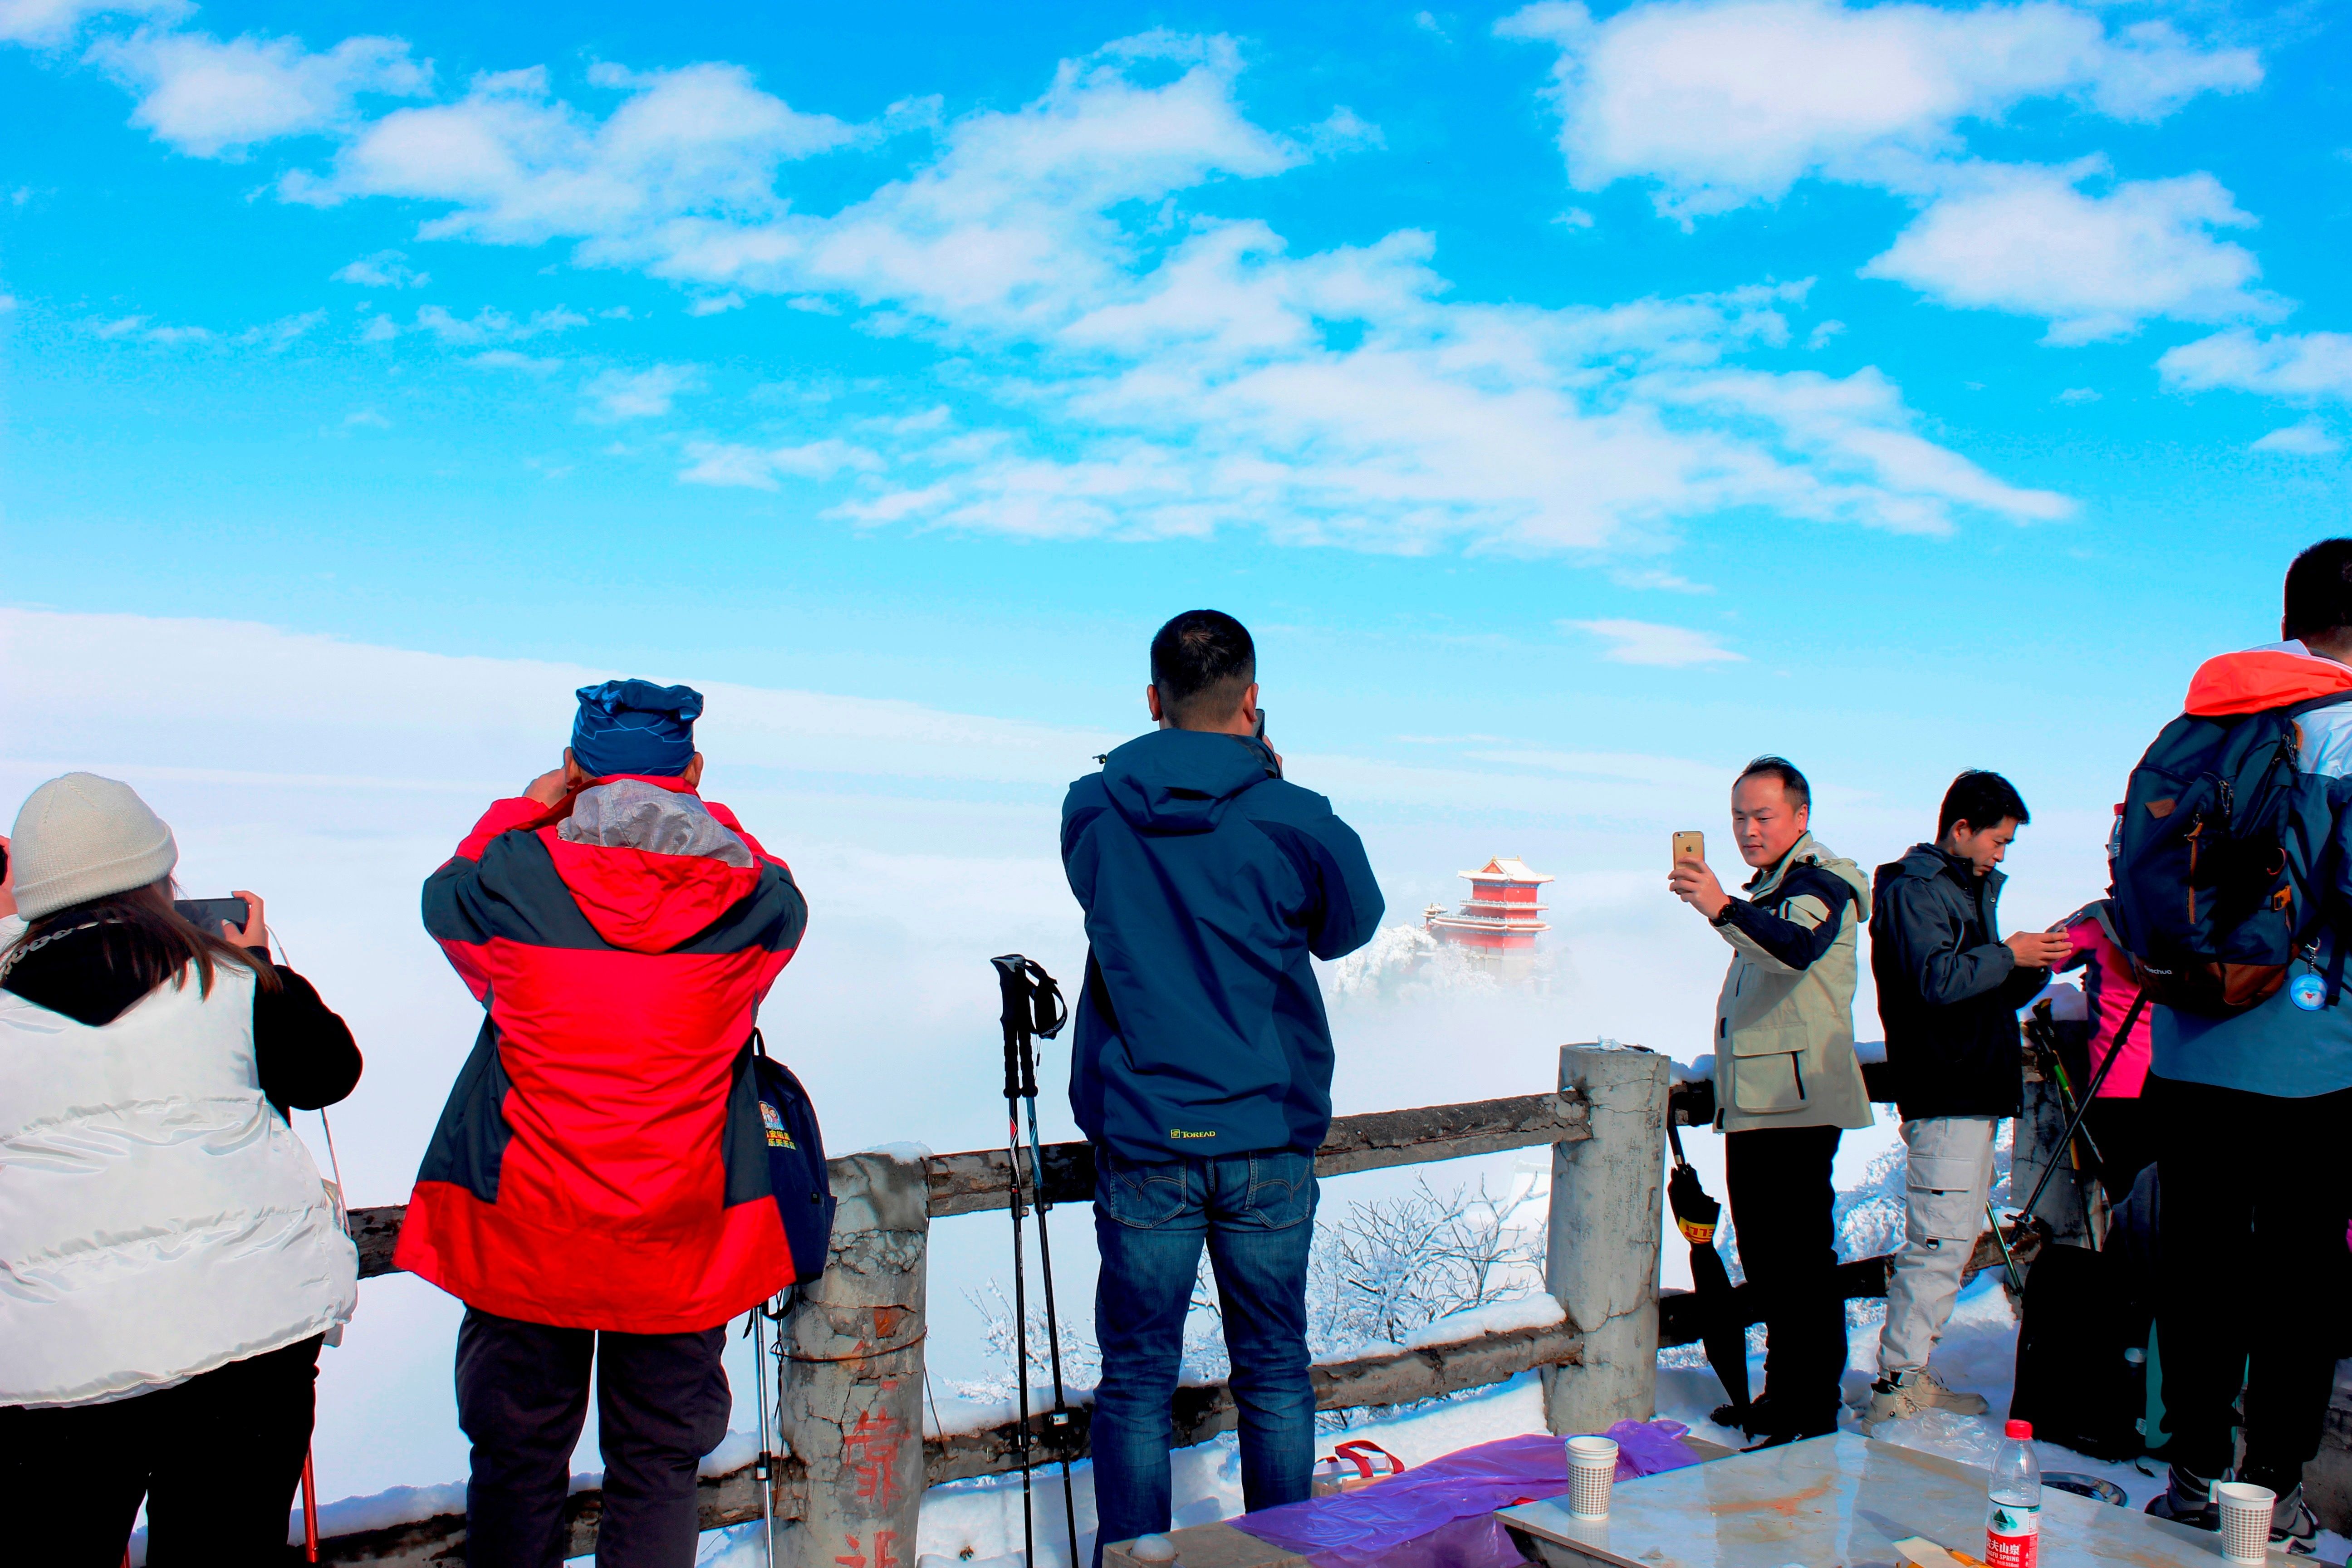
[1768,832,1872,916]
[2184,642,2352,717]
[1882,842,2003,896]
[1100,729,1278,836]
[536,787,761,953]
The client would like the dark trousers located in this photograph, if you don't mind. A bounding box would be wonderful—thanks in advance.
[0,1334,322,1568]
[2081,1096,2155,1207]
[456,1307,730,1568]
[2147,1075,2352,1489]
[1726,1124,1847,1432]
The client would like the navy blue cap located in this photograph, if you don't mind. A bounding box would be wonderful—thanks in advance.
[571,679,703,779]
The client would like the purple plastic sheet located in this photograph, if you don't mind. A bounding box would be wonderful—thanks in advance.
[1232,1421,1702,1568]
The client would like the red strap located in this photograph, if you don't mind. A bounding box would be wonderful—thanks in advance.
[1329,1440,1406,1478]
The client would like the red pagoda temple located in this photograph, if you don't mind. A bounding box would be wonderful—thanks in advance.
[1422,855,1553,955]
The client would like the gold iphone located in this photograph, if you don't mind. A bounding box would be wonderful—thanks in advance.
[1672,830,1704,867]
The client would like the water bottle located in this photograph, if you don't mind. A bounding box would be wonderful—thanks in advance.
[1987,1419,2042,1568]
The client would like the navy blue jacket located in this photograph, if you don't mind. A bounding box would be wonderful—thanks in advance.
[1062,729,1384,1165]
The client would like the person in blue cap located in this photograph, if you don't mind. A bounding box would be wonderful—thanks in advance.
[399,678,809,1568]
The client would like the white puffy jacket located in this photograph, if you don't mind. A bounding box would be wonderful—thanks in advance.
[0,941,358,1406]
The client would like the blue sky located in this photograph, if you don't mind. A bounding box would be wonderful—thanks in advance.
[3,0,2351,1506]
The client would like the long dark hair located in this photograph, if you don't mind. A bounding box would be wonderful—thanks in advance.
[5,881,279,997]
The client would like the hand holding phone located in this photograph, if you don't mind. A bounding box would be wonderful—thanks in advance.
[1667,830,1730,919]
[176,891,265,949]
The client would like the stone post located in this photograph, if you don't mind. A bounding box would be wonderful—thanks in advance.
[1542,1043,1670,1437]
[779,1152,930,1568]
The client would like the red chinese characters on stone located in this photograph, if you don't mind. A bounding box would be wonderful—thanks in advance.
[833,1529,903,1568]
[843,1406,903,1508]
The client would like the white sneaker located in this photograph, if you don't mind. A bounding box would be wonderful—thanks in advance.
[1862,1367,1990,1427]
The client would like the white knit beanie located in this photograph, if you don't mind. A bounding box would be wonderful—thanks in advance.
[9,773,179,920]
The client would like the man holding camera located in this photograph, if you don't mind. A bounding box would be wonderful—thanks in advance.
[1063,610,1382,1563]
[1670,756,1873,1448]
[396,680,808,1568]
[1862,769,2061,1429]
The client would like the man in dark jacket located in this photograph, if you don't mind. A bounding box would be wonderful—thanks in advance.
[1063,611,1382,1563]
[1862,769,2065,1429]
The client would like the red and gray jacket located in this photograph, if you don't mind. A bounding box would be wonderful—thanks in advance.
[394,779,808,1332]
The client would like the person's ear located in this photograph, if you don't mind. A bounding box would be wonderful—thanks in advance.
[1146,684,1165,724]
[682,753,705,789]
[563,748,591,788]
[1240,681,1260,727]
[1793,803,1810,831]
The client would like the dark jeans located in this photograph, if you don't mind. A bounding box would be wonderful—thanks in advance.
[1090,1147,1317,1565]
[1726,1124,1846,1433]
[456,1307,730,1568]
[0,1333,322,1568]
[2147,1074,2352,1488]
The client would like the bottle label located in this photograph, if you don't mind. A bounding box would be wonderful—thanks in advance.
[1988,1503,2040,1568]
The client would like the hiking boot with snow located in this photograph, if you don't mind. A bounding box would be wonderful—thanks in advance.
[2267,1485,2320,1555]
[2143,1465,2216,1532]
[1861,1368,1989,1428]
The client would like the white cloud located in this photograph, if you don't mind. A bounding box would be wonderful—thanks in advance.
[89,27,431,158]
[405,304,587,343]
[2055,387,2099,405]
[42,26,2070,553]
[2159,329,2352,404]
[1309,107,1384,154]
[235,309,328,349]
[679,438,887,490]
[1565,618,1744,666]
[342,407,389,428]
[1610,566,1713,593]
[1861,164,2283,343]
[0,0,179,47]
[580,362,703,421]
[2249,421,2340,457]
[468,348,564,373]
[281,60,855,250]
[86,312,212,344]
[1497,0,2260,218]
[333,249,428,288]
[686,291,744,316]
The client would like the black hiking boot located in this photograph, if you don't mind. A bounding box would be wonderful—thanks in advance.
[2143,1465,2217,1532]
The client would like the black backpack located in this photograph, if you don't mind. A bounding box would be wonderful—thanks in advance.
[2010,1240,2145,1461]
[2112,694,2352,1016]
[750,1029,836,1282]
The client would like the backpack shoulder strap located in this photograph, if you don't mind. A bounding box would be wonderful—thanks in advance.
[2282,689,2352,720]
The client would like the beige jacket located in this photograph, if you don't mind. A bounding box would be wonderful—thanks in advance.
[1710,832,1874,1133]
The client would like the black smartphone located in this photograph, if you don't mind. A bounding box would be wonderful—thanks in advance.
[1254,706,1269,743]
[175,897,250,936]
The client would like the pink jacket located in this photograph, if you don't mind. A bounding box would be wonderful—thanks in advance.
[2056,903,2149,1098]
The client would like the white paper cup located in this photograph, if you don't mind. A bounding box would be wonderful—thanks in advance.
[1567,1435,1620,1519]
[2215,1481,2274,1564]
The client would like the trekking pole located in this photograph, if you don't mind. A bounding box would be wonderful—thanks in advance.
[2023,1011,2104,1234]
[1984,1200,2027,1295]
[997,970,1039,1568]
[994,955,1078,1566]
[2013,994,2146,1235]
[750,1300,778,1568]
[302,1449,320,1562]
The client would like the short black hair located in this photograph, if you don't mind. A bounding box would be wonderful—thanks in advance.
[1150,610,1256,725]
[1735,755,1810,813]
[2284,539,2352,641]
[1939,769,2029,838]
